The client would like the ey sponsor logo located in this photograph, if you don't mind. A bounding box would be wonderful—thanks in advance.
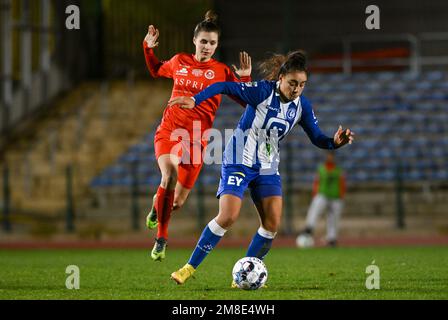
[227,172,245,186]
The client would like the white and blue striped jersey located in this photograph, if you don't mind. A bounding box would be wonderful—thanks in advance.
[194,80,336,174]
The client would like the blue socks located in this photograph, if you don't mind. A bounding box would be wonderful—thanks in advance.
[188,219,227,269]
[246,227,277,260]
[187,222,277,269]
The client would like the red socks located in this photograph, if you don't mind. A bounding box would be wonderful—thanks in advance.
[155,187,175,239]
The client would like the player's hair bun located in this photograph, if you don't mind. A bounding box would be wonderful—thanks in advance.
[204,10,218,23]
[287,50,307,69]
[194,10,221,38]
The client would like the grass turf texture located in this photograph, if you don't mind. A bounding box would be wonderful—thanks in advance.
[0,247,447,299]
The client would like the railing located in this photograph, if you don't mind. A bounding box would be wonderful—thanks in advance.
[310,32,448,75]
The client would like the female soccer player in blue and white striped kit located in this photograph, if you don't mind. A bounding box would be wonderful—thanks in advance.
[168,51,354,285]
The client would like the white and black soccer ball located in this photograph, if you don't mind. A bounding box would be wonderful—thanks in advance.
[296,234,315,248]
[232,257,268,290]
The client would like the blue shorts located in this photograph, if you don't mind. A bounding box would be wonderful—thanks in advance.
[216,164,282,203]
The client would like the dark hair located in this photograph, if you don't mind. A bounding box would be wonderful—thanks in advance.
[258,50,308,81]
[193,10,221,38]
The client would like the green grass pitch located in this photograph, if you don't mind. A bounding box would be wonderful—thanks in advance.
[1,247,447,300]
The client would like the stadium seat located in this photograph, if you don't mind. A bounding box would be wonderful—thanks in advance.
[90,71,448,188]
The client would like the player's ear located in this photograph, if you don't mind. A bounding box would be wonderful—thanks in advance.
[278,73,284,83]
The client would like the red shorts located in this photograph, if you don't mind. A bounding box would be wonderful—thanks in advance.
[154,124,205,190]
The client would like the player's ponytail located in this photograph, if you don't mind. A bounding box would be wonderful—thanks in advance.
[194,10,221,38]
[258,53,288,81]
[259,50,308,81]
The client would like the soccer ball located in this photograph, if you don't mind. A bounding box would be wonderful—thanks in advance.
[296,234,315,248]
[232,257,268,290]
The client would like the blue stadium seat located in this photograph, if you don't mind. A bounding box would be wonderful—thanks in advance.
[90,71,448,188]
[425,70,445,81]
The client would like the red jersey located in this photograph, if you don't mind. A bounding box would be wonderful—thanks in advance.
[143,41,250,136]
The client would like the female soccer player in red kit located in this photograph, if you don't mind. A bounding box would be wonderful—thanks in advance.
[143,11,252,261]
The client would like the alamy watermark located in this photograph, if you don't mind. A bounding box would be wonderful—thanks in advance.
[65,265,80,290]
[365,260,380,290]
[365,5,380,30]
[167,121,281,169]
[66,5,80,30]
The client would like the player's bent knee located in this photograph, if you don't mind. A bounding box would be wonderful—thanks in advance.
[161,166,177,178]
[161,177,177,189]
[216,214,238,229]
[160,169,178,188]
[262,219,281,233]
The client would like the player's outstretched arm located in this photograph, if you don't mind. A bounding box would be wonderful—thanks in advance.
[143,25,175,79]
[168,81,270,109]
[167,82,239,109]
[333,125,355,148]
